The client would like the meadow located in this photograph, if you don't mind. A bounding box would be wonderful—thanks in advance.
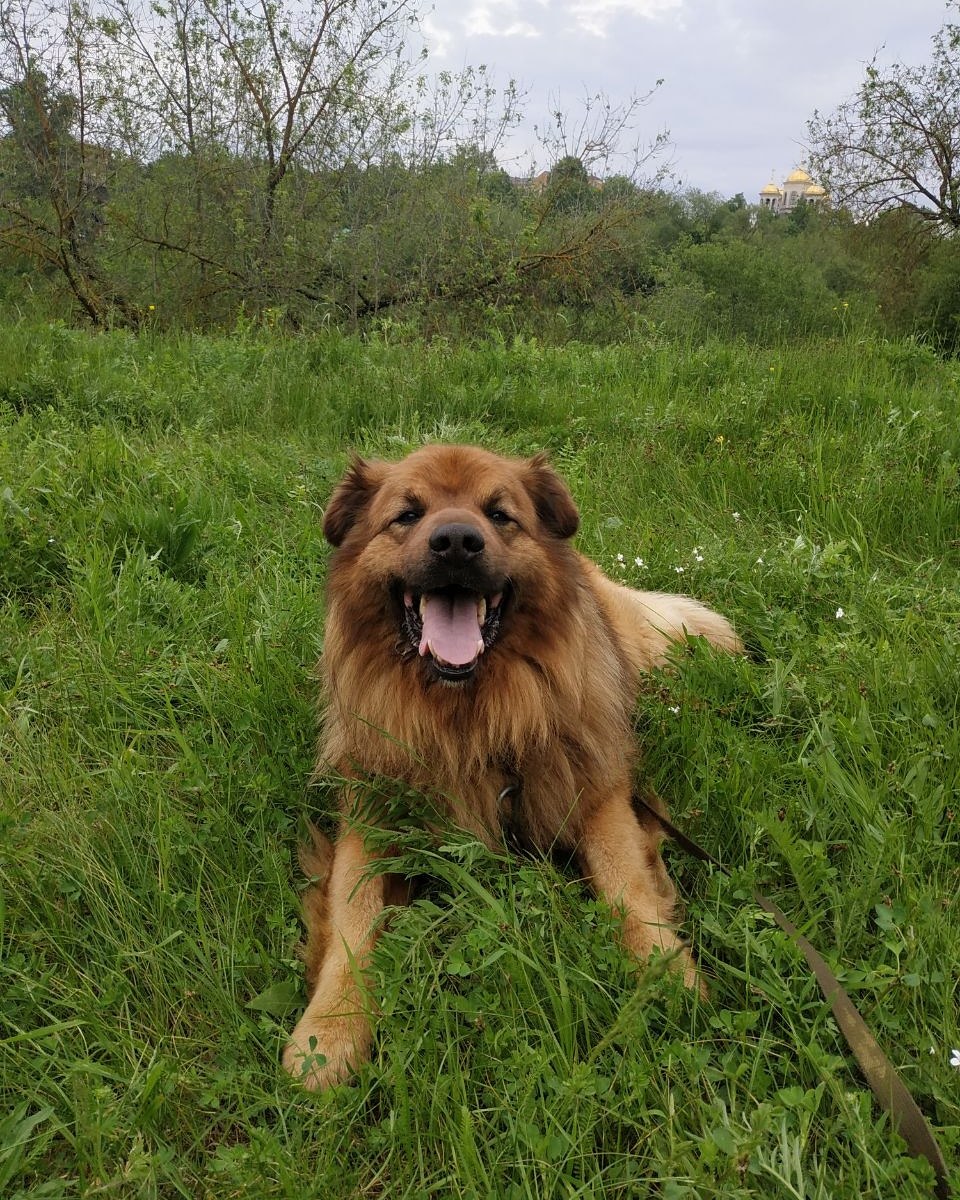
[1,321,957,1198]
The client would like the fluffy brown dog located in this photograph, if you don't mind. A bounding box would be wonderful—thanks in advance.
[284,445,741,1090]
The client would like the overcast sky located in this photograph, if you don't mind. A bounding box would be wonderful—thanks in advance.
[420,0,951,198]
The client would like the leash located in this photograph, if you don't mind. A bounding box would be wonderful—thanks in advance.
[631,788,952,1200]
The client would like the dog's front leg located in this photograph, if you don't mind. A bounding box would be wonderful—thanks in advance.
[283,830,385,1090]
[580,789,705,996]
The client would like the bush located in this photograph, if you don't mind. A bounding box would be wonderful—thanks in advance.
[646,224,874,342]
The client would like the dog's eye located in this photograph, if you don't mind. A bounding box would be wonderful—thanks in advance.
[393,509,422,526]
[487,509,513,525]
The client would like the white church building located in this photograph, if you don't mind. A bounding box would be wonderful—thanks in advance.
[758,167,828,214]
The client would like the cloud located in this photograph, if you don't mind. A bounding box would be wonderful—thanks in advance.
[459,0,681,42]
[421,15,454,58]
[465,2,542,38]
[565,0,683,38]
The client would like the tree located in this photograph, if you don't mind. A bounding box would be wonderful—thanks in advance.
[543,154,593,214]
[533,86,669,183]
[95,0,420,312]
[0,0,141,325]
[808,6,960,228]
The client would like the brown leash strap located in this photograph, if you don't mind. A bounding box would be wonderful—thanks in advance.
[633,792,952,1200]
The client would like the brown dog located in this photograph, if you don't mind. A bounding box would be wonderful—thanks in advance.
[284,445,741,1089]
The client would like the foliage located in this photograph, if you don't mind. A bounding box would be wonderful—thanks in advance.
[908,232,960,353]
[0,0,426,325]
[0,0,677,333]
[0,320,958,1197]
[3,0,960,349]
[645,208,873,342]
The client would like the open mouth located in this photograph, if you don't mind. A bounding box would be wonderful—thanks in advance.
[401,586,505,681]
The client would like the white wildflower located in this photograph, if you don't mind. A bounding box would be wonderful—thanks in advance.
[674,566,684,574]
[732,512,741,522]
[616,553,625,563]
[836,607,844,619]
[668,705,680,715]
[755,557,764,565]
[634,556,645,568]
[950,1049,960,1069]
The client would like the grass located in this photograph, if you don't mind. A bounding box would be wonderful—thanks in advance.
[1,320,957,1198]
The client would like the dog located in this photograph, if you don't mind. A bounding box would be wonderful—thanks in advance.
[283,444,741,1089]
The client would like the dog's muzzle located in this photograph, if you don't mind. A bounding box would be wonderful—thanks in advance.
[401,586,506,681]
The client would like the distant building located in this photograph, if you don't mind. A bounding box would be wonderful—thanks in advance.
[510,170,604,193]
[758,167,828,214]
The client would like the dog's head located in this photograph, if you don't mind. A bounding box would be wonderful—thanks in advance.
[323,445,580,684]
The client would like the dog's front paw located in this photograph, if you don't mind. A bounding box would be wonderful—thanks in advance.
[283,1013,371,1091]
[622,918,708,999]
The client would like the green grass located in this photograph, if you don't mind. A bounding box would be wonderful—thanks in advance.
[1,321,957,1198]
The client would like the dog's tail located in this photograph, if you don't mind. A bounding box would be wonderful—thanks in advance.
[297,822,334,993]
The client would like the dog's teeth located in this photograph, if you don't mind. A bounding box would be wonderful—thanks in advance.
[404,591,414,609]
[491,592,503,610]
[419,595,427,617]
[477,597,486,623]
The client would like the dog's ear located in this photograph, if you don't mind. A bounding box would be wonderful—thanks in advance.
[323,456,387,547]
[523,453,580,539]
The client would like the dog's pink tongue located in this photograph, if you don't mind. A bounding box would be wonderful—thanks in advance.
[419,594,483,665]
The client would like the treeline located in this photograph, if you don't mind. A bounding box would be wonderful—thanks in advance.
[2,0,960,347]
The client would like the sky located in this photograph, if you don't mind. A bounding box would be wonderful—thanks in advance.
[419,0,952,198]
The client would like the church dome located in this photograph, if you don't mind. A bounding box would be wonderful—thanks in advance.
[804,183,826,196]
[785,167,813,184]
[760,181,782,195]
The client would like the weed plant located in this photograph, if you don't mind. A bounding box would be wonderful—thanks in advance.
[1,322,957,1197]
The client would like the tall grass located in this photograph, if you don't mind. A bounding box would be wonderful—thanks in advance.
[1,322,957,1197]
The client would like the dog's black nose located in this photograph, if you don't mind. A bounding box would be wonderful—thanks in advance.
[429,522,485,562]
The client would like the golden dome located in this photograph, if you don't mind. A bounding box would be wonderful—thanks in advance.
[785,167,813,184]
[804,183,826,196]
[760,181,782,195]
